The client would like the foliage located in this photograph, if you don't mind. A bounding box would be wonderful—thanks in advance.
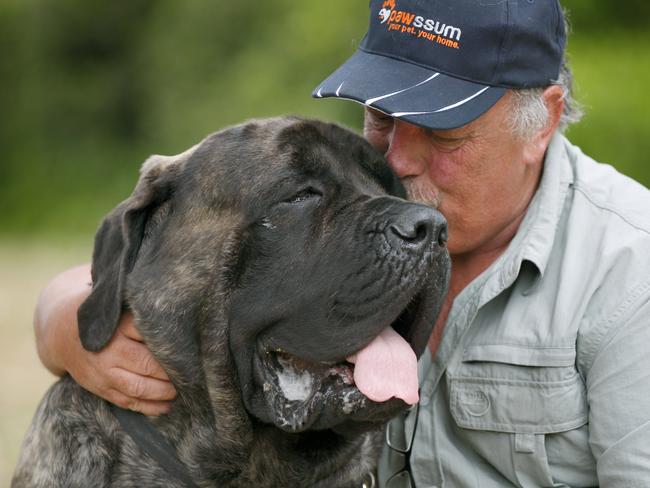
[0,1,648,237]
[567,32,650,183]
[563,0,650,32]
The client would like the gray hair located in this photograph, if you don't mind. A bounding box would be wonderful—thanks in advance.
[507,13,584,140]
[507,59,584,140]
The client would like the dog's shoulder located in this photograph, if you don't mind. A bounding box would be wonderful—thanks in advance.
[12,376,118,488]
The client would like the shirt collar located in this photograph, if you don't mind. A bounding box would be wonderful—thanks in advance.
[493,132,575,292]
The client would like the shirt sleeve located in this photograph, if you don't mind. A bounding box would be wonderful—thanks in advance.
[585,281,650,487]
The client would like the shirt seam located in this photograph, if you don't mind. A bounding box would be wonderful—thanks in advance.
[450,373,581,388]
[583,278,650,376]
[466,343,574,350]
[572,184,650,236]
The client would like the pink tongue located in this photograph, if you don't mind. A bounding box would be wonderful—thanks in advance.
[346,327,419,405]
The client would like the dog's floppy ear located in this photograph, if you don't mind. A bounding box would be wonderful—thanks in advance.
[78,144,198,351]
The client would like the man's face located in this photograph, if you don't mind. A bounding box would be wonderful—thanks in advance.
[363,93,545,258]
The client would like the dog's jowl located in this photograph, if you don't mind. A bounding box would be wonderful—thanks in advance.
[12,117,450,488]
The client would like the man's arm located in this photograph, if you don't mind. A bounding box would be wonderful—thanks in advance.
[585,289,650,485]
[34,264,177,415]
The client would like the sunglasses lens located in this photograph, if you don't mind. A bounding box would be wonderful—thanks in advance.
[386,404,418,453]
[386,470,414,488]
[383,403,419,486]
[386,412,409,452]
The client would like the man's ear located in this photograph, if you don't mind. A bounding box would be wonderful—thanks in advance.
[77,145,198,352]
[540,84,565,141]
[523,85,565,165]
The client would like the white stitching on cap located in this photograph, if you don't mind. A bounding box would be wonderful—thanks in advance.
[365,73,440,106]
[392,86,490,117]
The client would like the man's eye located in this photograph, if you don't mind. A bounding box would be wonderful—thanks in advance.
[373,112,392,121]
[428,133,467,151]
[432,137,462,148]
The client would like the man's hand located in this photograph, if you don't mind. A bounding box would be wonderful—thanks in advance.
[34,265,177,415]
[70,312,177,415]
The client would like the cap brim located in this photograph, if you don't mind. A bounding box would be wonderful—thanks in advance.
[313,50,506,130]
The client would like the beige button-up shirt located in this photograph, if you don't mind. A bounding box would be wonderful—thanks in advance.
[380,133,650,487]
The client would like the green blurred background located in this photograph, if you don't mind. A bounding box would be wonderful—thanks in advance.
[0,0,648,483]
[1,0,649,238]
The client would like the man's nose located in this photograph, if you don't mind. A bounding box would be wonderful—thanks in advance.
[384,120,428,178]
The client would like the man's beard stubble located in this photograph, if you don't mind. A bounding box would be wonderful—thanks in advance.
[402,176,441,209]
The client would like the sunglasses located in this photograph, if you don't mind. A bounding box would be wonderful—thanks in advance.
[384,401,420,488]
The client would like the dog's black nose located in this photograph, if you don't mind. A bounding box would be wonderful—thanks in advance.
[388,205,448,249]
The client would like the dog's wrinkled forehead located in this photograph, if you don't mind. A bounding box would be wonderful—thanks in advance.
[174,118,403,202]
[137,117,405,220]
[275,119,406,198]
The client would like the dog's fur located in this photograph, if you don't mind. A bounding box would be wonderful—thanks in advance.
[13,117,449,487]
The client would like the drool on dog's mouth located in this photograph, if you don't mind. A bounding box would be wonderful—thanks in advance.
[253,293,425,432]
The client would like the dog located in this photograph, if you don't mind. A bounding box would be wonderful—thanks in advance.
[13,117,450,487]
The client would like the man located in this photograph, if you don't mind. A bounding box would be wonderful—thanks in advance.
[34,0,650,486]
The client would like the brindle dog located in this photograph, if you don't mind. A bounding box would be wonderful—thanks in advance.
[13,117,449,487]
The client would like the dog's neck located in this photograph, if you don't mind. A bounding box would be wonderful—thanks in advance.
[157,390,378,487]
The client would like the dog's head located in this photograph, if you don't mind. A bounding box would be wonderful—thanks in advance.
[78,117,450,434]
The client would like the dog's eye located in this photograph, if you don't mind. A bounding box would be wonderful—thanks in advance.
[284,187,322,205]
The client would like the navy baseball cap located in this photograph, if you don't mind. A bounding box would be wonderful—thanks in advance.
[313,0,566,130]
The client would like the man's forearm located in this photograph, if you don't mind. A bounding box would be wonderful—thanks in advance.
[33,264,92,376]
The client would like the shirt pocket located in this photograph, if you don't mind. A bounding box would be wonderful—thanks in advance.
[448,344,589,488]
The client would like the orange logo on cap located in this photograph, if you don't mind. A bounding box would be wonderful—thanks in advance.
[379,0,394,23]
[377,0,462,49]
